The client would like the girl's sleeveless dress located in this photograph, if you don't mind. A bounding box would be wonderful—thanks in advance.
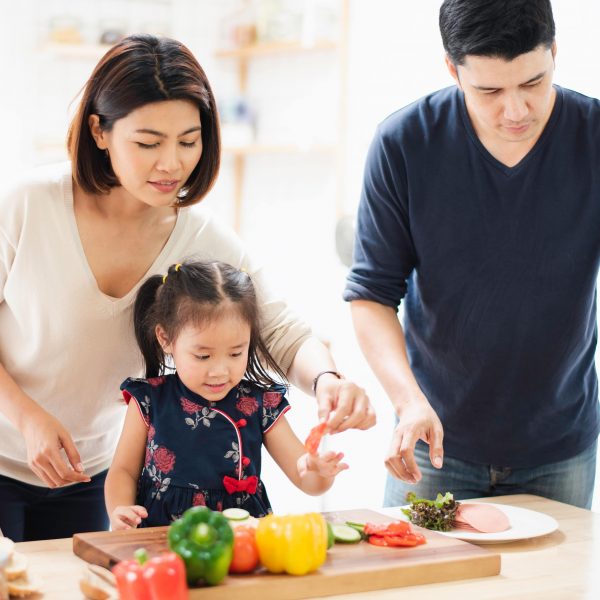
[120,374,290,526]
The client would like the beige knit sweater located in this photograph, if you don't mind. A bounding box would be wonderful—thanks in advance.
[0,162,310,485]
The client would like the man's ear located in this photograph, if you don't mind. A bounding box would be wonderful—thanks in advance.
[445,55,461,88]
[88,114,108,150]
[551,40,557,62]
[156,325,173,354]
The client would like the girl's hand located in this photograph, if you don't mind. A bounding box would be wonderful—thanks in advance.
[297,450,349,479]
[110,505,148,530]
[316,376,376,434]
[20,407,91,487]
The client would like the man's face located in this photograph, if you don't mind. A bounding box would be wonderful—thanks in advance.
[446,43,557,146]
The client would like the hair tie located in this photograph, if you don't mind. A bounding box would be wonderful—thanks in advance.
[163,263,183,284]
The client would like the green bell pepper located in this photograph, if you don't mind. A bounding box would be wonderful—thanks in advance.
[168,506,234,586]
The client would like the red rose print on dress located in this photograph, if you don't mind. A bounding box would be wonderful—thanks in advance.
[263,391,282,409]
[148,425,156,440]
[180,396,203,414]
[153,446,176,474]
[192,492,206,506]
[181,397,217,430]
[147,376,166,387]
[236,396,259,416]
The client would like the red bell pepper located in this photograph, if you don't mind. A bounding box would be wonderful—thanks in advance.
[112,548,188,600]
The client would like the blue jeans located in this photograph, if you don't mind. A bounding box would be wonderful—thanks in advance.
[0,470,109,542]
[384,439,597,509]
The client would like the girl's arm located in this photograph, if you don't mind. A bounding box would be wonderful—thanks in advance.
[104,401,149,529]
[264,416,348,496]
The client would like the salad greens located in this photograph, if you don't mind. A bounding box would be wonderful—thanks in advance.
[401,491,460,532]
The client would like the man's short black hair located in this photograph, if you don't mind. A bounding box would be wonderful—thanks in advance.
[439,0,556,65]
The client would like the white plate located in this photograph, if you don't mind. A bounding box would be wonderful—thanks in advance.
[380,502,559,544]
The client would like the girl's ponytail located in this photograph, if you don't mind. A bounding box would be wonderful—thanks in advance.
[133,274,164,378]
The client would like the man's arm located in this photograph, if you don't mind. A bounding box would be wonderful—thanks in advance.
[350,299,444,482]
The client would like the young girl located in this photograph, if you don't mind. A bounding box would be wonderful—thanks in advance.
[105,261,348,528]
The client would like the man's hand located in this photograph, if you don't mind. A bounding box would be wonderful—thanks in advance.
[110,505,148,531]
[385,400,444,483]
[21,408,91,487]
[315,375,376,433]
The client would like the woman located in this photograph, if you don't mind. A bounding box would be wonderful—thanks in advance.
[0,34,374,541]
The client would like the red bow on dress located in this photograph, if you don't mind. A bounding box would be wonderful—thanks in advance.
[223,475,258,495]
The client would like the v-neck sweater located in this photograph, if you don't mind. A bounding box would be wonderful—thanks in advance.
[344,85,600,467]
[0,161,310,485]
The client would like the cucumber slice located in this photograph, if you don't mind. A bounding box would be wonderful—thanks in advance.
[345,521,368,540]
[326,522,335,549]
[222,508,250,521]
[331,523,362,543]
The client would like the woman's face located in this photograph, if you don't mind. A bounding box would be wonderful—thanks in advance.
[90,99,203,207]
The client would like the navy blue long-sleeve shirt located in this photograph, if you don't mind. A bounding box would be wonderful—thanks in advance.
[344,85,600,467]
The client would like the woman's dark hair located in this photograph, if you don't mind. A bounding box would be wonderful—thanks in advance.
[134,261,287,388]
[439,0,556,65]
[67,34,220,207]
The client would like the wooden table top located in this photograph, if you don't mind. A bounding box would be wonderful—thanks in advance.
[13,494,600,599]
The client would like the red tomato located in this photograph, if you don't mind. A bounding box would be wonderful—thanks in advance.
[304,422,327,454]
[229,526,260,574]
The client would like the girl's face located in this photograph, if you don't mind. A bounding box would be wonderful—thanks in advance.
[157,312,251,401]
[90,99,203,207]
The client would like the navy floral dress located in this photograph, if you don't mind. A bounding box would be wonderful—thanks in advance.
[120,374,290,526]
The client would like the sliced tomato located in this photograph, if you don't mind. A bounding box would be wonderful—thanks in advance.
[368,533,426,548]
[382,521,412,536]
[363,522,392,536]
[367,535,389,547]
[304,421,328,454]
[364,521,410,536]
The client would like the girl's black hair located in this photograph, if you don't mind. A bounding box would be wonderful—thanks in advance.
[133,260,287,388]
[439,0,555,65]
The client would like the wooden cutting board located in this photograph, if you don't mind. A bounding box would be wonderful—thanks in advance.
[73,509,500,599]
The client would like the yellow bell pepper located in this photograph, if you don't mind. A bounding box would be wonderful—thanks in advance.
[255,513,328,576]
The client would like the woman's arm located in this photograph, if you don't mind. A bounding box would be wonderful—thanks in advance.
[104,401,148,529]
[264,416,348,496]
[286,337,376,433]
[0,362,90,487]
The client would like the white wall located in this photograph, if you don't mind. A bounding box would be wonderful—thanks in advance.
[1,0,600,514]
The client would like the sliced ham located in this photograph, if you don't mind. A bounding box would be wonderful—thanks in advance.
[454,503,510,533]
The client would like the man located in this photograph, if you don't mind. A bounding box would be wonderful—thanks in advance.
[344,0,600,509]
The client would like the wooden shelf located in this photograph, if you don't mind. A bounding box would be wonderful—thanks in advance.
[214,1,348,233]
[215,39,338,59]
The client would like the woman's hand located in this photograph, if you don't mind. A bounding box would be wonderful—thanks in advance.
[20,407,91,487]
[316,375,376,433]
[297,450,349,479]
[110,505,148,530]
[384,400,444,483]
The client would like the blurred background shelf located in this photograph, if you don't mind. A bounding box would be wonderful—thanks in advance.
[215,39,339,59]
[38,42,112,59]
[223,143,337,155]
